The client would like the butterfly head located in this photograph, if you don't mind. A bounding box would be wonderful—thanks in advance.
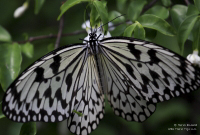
[89,33,97,41]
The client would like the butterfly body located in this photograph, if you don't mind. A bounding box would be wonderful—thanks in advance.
[2,32,200,135]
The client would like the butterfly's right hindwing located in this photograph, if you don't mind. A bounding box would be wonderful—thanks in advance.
[98,53,156,122]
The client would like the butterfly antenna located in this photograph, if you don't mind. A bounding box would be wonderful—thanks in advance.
[97,14,126,31]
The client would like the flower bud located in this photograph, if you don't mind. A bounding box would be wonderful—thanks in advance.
[187,50,200,66]
[14,2,29,18]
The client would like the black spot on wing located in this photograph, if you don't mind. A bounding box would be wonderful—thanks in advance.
[54,88,67,108]
[124,64,136,80]
[131,102,136,108]
[26,103,30,110]
[35,67,44,82]
[56,76,61,82]
[12,87,21,103]
[147,49,159,64]
[141,74,149,93]
[65,73,73,92]
[137,63,142,67]
[50,55,61,74]
[44,87,52,97]
[149,70,160,78]
[175,78,181,84]
[128,44,141,60]
[55,88,62,99]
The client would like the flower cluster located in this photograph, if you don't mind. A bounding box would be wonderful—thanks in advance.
[187,50,200,66]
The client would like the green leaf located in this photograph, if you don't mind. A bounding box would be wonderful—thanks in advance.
[90,5,99,27]
[93,0,108,33]
[128,0,147,22]
[137,14,176,36]
[145,5,169,20]
[109,11,125,24]
[47,43,54,52]
[0,102,5,119]
[110,24,126,36]
[177,15,198,54]
[21,42,34,58]
[186,5,199,16]
[170,5,188,31]
[145,28,157,41]
[0,25,12,42]
[22,33,29,40]
[0,43,22,91]
[124,23,137,37]
[20,122,37,135]
[194,0,200,12]
[116,0,127,12]
[34,0,45,14]
[133,22,145,40]
[89,1,107,27]
[161,0,171,7]
[147,102,189,128]
[57,0,90,20]
[192,18,200,50]
[124,22,145,40]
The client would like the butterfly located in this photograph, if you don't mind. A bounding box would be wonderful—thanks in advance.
[2,29,200,135]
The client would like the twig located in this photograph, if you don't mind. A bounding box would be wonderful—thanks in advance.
[17,30,86,44]
[54,16,64,49]
[184,0,190,5]
[142,0,158,14]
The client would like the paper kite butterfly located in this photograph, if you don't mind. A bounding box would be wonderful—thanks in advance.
[2,28,200,135]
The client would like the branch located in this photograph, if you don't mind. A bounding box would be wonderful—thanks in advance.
[54,15,64,49]
[17,30,86,44]
[184,0,190,5]
[142,0,158,14]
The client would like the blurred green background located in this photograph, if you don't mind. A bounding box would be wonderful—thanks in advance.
[0,0,200,135]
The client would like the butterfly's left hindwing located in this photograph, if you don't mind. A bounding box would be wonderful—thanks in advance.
[100,37,200,104]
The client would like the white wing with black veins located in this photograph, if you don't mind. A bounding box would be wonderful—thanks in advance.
[98,52,156,122]
[2,44,104,135]
[67,55,104,135]
[100,37,200,104]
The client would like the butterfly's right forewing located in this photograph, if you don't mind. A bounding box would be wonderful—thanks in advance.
[3,43,105,135]
[2,44,88,122]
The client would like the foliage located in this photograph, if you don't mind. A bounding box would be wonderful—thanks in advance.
[20,122,37,135]
[0,0,200,135]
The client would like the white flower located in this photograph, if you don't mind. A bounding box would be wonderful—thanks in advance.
[81,20,113,43]
[14,2,29,18]
[187,50,200,66]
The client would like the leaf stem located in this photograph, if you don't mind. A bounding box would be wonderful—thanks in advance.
[54,15,64,49]
[184,0,190,5]
[141,0,158,14]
